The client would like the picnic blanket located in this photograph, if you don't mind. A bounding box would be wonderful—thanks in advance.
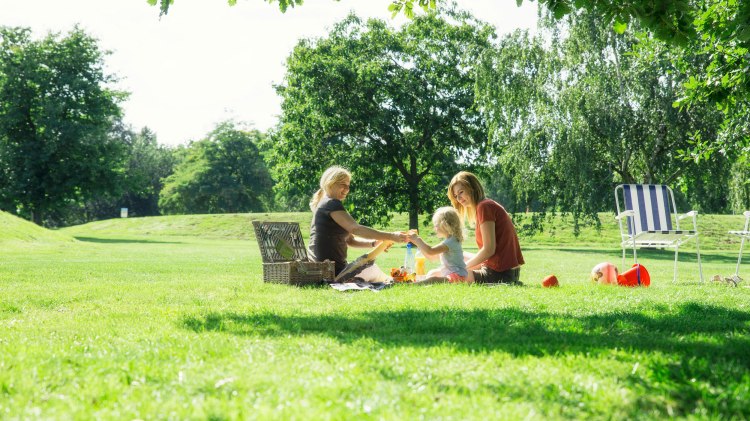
[329,281,391,292]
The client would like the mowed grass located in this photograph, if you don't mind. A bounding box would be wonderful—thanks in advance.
[1,211,749,419]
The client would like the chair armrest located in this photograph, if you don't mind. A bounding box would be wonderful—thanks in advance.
[615,210,634,220]
[677,211,698,220]
[678,210,699,231]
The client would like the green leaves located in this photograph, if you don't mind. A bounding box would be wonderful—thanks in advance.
[272,11,493,227]
[159,122,273,215]
[550,1,572,19]
[613,20,628,34]
[477,9,731,221]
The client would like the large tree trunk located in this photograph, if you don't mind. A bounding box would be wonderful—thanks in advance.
[407,157,420,230]
[408,185,419,230]
[31,210,43,226]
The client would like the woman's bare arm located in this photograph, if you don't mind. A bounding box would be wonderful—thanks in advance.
[465,221,495,269]
[330,210,406,243]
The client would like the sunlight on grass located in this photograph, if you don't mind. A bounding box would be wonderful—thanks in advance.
[1,211,749,418]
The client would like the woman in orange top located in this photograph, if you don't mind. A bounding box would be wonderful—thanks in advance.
[448,171,524,284]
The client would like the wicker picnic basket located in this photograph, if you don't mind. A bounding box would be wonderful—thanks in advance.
[252,221,335,285]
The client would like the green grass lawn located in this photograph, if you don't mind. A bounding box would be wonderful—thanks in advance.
[1,211,749,419]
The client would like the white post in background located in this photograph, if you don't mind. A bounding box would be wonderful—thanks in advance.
[120,208,128,218]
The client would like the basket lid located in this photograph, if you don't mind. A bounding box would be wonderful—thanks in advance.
[252,221,309,263]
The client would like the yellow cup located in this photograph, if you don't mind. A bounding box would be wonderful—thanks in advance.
[415,255,426,275]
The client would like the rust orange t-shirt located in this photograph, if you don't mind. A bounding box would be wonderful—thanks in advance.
[475,199,524,272]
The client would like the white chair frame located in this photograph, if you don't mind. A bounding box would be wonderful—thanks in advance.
[729,211,750,278]
[615,184,704,283]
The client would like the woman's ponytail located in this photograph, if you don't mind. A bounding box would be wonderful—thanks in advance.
[309,188,325,212]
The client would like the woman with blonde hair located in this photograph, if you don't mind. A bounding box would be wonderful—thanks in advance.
[448,171,524,284]
[309,166,407,276]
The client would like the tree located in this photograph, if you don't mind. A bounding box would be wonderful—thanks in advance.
[158,121,273,214]
[475,11,728,230]
[268,11,495,229]
[118,127,177,216]
[151,0,748,159]
[63,125,178,224]
[0,26,127,225]
[672,0,750,158]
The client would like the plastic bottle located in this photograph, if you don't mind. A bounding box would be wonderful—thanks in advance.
[403,243,415,274]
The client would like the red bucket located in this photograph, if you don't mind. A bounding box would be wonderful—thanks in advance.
[617,264,650,287]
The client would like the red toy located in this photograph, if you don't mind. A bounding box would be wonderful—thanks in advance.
[617,264,651,287]
[542,275,559,288]
[591,262,619,285]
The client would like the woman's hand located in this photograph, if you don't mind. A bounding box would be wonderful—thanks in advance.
[391,231,408,243]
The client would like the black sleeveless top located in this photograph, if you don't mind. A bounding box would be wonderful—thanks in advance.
[309,197,349,274]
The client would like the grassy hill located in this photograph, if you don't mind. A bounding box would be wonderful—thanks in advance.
[517,212,748,251]
[58,211,749,251]
[59,212,311,240]
[0,211,75,244]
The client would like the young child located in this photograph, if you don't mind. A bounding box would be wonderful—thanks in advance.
[408,207,471,283]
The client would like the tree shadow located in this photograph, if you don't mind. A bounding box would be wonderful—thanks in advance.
[181,303,750,417]
[181,303,749,361]
[74,236,183,244]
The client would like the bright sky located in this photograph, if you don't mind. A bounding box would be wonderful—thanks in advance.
[3,0,538,146]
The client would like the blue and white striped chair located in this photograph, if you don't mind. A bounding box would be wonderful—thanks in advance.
[615,184,703,283]
[729,211,750,278]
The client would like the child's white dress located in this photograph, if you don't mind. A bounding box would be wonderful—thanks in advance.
[439,236,468,279]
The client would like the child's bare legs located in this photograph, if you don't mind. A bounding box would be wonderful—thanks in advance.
[416,276,450,285]
[357,264,389,283]
[426,267,444,278]
[412,267,449,285]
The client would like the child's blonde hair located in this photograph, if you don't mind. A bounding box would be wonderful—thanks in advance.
[433,206,464,242]
[309,166,352,211]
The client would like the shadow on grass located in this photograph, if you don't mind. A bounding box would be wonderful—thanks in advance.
[74,236,183,244]
[181,303,749,359]
[182,303,750,417]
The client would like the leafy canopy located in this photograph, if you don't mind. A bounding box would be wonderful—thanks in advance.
[159,121,273,215]
[268,10,495,228]
[475,10,730,232]
[150,0,749,158]
[0,26,127,225]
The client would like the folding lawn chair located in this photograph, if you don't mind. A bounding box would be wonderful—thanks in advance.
[615,184,703,283]
[729,211,750,278]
